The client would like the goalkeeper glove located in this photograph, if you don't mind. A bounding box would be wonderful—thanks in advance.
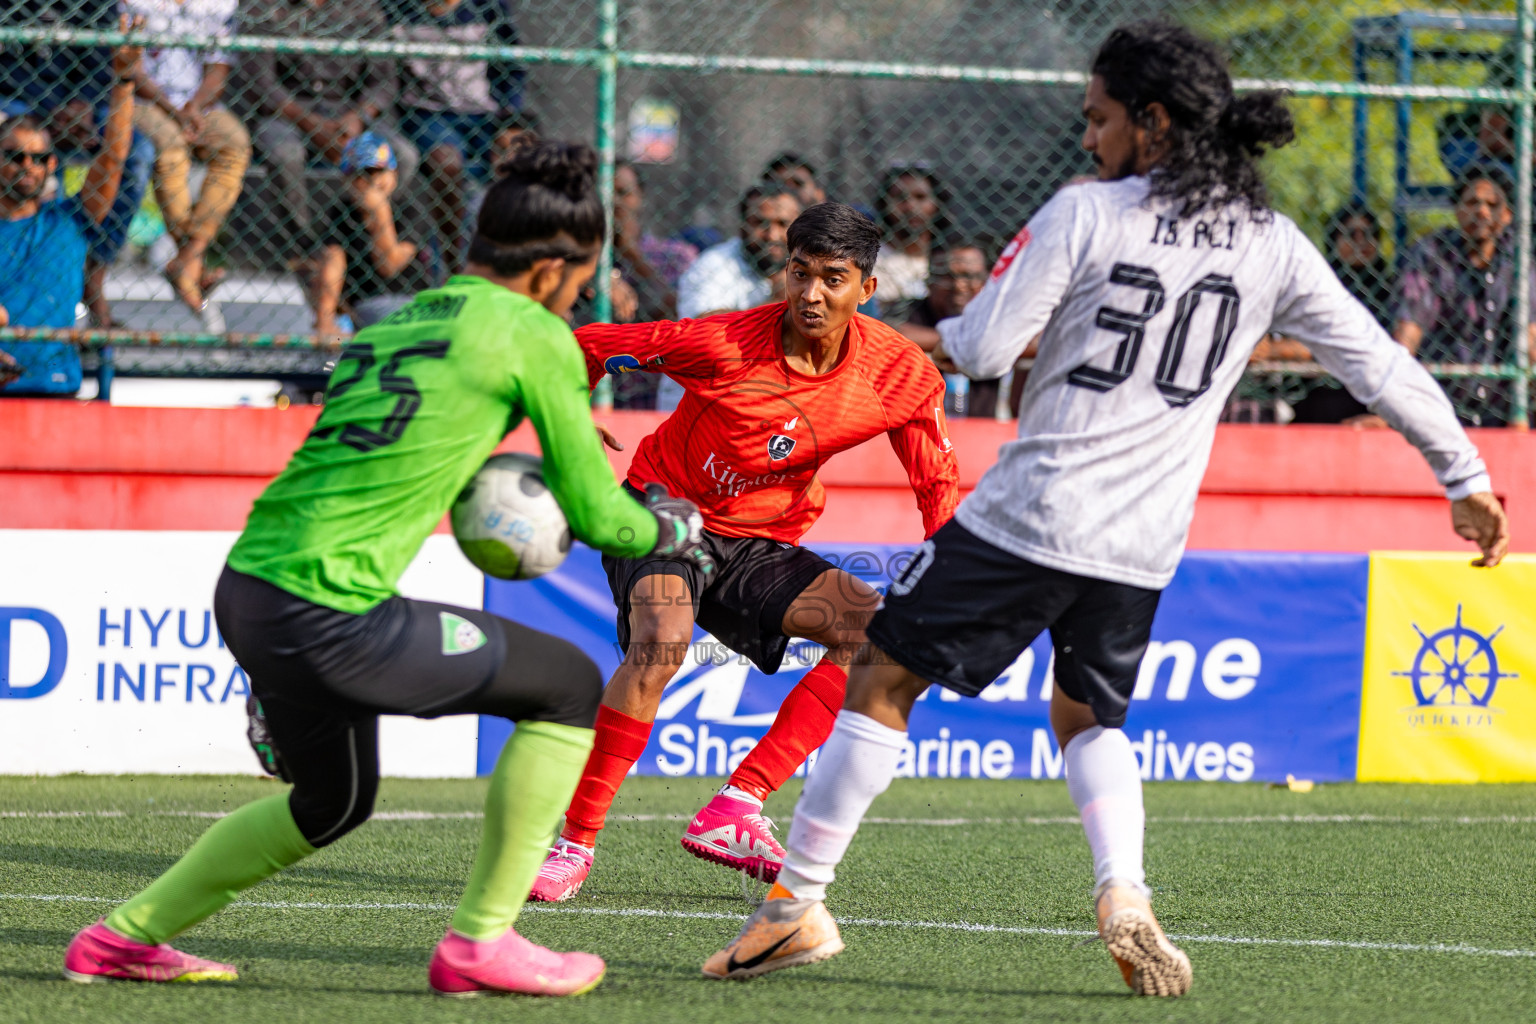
[644,483,716,577]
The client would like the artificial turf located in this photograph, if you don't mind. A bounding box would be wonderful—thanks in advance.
[1,774,1533,1024]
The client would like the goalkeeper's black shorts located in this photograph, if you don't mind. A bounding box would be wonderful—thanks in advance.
[213,566,602,847]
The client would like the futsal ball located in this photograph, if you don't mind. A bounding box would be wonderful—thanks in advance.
[451,453,572,580]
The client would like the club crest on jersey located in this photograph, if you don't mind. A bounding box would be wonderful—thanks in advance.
[440,612,487,656]
[766,434,797,461]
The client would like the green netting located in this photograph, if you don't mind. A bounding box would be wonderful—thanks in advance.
[0,0,1530,425]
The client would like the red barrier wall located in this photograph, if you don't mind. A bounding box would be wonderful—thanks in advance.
[2,400,1529,552]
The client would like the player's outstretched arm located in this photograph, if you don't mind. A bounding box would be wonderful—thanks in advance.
[574,318,721,391]
[937,189,1088,381]
[519,321,659,559]
[1272,230,1506,566]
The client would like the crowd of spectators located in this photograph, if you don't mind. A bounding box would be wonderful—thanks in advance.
[0,8,1532,427]
[1273,164,1536,429]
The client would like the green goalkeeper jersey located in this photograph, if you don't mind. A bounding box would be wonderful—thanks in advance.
[227,275,658,613]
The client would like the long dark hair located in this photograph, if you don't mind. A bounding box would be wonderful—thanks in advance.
[469,141,604,276]
[1092,21,1295,221]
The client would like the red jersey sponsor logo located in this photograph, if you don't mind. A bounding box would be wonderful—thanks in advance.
[991,225,1031,280]
[700,451,791,498]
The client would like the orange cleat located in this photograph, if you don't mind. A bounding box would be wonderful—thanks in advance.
[1094,881,1192,997]
[701,883,844,980]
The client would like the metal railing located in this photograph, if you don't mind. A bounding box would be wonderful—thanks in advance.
[0,0,1530,423]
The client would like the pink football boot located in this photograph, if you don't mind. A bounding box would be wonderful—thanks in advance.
[63,920,238,984]
[527,840,595,903]
[428,927,605,997]
[679,788,785,882]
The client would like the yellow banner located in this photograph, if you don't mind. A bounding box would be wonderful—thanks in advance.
[1359,553,1536,782]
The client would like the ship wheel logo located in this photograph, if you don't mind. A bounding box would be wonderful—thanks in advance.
[1391,605,1515,708]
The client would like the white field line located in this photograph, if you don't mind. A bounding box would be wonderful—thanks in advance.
[2,893,1533,960]
[5,810,1536,826]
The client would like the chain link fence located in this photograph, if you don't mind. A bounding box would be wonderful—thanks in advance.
[0,0,1531,425]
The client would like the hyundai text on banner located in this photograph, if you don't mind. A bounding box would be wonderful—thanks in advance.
[0,531,483,777]
[482,546,1368,781]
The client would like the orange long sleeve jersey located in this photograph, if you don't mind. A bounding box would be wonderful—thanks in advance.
[576,303,960,544]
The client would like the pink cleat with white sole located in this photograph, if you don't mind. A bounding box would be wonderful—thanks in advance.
[428,927,605,997]
[680,789,785,882]
[527,840,594,903]
[63,920,238,984]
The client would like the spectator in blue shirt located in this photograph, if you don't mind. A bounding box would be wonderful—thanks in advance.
[0,33,142,395]
[2,0,156,328]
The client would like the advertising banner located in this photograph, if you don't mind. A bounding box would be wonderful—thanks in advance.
[483,546,1369,782]
[1358,553,1536,782]
[0,531,483,777]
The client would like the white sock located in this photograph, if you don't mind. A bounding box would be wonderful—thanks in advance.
[717,784,763,809]
[778,711,906,901]
[1065,726,1147,893]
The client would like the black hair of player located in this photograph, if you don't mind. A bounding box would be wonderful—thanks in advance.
[765,150,816,178]
[786,201,881,278]
[1454,163,1513,206]
[470,140,603,276]
[738,180,796,221]
[873,163,953,237]
[1092,20,1295,221]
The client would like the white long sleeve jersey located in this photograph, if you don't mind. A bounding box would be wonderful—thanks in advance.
[938,176,1490,590]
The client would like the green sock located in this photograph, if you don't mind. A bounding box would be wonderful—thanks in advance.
[106,793,315,945]
[450,720,595,941]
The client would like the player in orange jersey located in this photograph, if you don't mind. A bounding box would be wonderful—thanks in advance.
[529,202,960,901]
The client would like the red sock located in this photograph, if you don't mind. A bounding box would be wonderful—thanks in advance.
[728,661,848,801]
[560,705,652,847]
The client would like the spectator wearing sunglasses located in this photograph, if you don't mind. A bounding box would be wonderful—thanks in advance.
[0,35,141,395]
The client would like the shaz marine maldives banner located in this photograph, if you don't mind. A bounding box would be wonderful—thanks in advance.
[484,545,1371,783]
[4,532,1529,782]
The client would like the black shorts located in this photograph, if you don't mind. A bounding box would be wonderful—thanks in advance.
[603,485,835,673]
[214,567,603,847]
[215,567,599,726]
[866,520,1161,728]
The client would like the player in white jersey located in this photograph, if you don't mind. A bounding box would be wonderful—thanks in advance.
[700,20,1511,995]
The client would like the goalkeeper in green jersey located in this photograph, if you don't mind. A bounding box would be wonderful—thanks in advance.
[62,142,714,998]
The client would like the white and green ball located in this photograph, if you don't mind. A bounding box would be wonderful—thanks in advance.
[451,453,572,580]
